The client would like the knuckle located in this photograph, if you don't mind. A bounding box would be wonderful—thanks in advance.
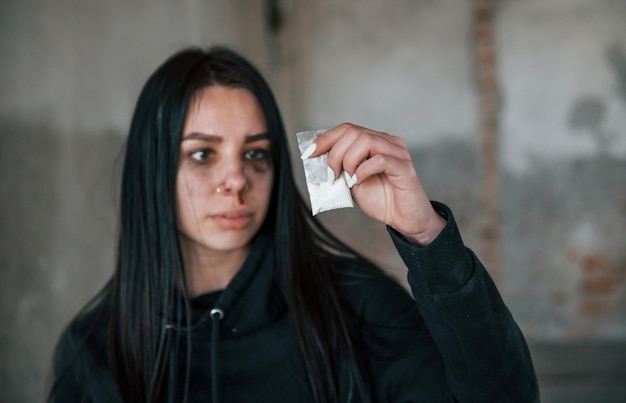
[345,125,361,139]
[392,135,407,148]
[370,153,386,167]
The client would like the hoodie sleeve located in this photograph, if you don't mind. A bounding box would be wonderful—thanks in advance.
[387,201,539,402]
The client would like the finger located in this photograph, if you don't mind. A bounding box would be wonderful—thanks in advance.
[323,124,408,179]
[299,124,353,181]
[340,133,411,177]
[325,128,362,180]
[304,123,411,181]
[308,123,385,155]
[304,123,354,158]
[316,123,372,180]
[351,153,417,188]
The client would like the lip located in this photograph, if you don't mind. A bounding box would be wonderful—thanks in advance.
[211,210,254,230]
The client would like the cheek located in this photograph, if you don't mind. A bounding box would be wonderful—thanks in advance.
[248,168,274,201]
[177,168,216,198]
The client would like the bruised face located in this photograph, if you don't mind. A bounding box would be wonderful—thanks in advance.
[176,85,273,258]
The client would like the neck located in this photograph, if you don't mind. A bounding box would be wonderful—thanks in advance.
[180,243,250,297]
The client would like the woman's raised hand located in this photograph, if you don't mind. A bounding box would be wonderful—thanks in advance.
[305,123,446,247]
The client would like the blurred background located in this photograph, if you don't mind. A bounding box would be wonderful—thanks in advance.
[1,0,625,402]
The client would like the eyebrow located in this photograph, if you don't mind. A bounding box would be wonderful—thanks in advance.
[182,132,270,143]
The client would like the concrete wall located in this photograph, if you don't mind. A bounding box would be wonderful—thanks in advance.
[1,0,625,401]
[498,0,626,338]
[0,2,270,401]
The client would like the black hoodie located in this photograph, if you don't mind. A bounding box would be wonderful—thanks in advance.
[50,203,539,402]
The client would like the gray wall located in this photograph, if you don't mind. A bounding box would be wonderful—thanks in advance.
[1,0,625,401]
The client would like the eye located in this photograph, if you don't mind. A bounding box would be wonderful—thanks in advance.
[190,149,213,161]
[244,148,272,172]
[244,149,270,161]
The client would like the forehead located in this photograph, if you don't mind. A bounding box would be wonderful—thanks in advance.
[183,85,266,136]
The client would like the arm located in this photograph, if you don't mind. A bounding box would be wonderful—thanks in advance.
[388,202,539,402]
[306,123,538,402]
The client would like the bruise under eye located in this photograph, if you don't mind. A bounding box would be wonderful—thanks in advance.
[245,148,272,171]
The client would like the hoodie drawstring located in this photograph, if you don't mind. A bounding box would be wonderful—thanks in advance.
[210,308,224,403]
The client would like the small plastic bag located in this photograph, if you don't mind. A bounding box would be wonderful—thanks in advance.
[296,129,354,216]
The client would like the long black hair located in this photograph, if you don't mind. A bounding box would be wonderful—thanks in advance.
[52,46,375,402]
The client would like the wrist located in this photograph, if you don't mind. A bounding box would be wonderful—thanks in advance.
[398,209,447,247]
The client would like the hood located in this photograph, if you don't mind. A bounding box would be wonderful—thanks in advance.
[168,229,285,336]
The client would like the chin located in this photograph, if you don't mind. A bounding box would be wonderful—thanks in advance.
[209,232,257,252]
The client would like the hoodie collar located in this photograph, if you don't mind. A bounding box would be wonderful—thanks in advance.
[173,230,285,335]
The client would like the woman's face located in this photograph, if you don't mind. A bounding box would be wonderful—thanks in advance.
[176,85,273,258]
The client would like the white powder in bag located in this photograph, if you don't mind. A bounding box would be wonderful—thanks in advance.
[296,130,354,216]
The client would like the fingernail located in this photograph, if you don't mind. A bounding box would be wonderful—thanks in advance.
[343,171,357,188]
[327,166,336,184]
[347,173,357,188]
[300,143,316,159]
[343,171,352,186]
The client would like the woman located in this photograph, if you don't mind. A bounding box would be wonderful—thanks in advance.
[48,46,538,402]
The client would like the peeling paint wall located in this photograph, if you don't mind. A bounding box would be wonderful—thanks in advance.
[1,0,625,401]
[497,0,626,338]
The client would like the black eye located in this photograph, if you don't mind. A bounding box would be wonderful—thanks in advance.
[245,149,270,161]
[244,148,272,172]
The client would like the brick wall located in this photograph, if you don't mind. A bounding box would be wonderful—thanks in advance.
[473,0,501,283]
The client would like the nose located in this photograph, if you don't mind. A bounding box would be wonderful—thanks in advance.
[215,158,249,198]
